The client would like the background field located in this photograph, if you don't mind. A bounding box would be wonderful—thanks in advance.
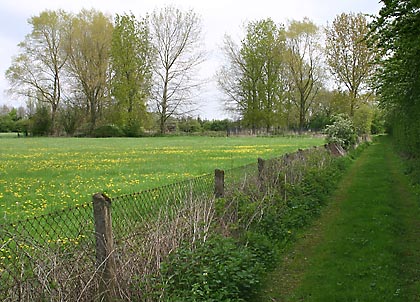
[0,135,324,223]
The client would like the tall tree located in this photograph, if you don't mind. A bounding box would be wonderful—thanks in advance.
[325,12,376,117]
[150,6,205,134]
[219,19,287,131]
[64,9,113,133]
[285,18,323,132]
[241,19,286,131]
[6,10,68,134]
[110,13,153,136]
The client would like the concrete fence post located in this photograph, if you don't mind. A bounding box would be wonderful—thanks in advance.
[214,169,225,198]
[93,193,117,302]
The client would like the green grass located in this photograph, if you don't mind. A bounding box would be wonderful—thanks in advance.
[0,135,323,223]
[259,137,420,301]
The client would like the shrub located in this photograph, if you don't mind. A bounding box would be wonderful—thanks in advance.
[123,119,143,137]
[31,106,52,136]
[324,114,357,150]
[154,235,264,302]
[92,124,124,137]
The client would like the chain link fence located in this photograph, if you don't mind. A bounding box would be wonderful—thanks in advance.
[0,203,96,301]
[0,144,340,301]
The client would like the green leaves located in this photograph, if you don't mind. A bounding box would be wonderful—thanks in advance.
[156,235,264,302]
[370,0,420,156]
[221,18,287,130]
[110,13,152,136]
[325,13,376,116]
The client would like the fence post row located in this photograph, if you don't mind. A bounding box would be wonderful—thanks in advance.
[93,193,117,302]
[214,169,225,198]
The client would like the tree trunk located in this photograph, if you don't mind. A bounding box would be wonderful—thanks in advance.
[299,94,306,133]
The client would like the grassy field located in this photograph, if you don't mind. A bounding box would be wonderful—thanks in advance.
[0,135,324,223]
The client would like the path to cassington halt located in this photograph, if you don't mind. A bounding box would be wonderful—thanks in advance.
[259,137,420,301]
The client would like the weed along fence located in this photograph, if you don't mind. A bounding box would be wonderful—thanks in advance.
[0,143,343,301]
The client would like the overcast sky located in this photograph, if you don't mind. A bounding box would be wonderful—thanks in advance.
[0,0,382,119]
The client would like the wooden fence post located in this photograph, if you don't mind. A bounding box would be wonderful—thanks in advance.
[258,157,265,182]
[214,169,225,198]
[93,193,117,302]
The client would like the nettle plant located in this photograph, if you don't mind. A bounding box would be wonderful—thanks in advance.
[324,114,357,150]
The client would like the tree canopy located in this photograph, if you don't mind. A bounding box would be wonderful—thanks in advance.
[325,12,376,117]
[370,0,420,156]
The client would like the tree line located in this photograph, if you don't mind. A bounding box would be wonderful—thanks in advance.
[5,7,203,136]
[370,0,420,158]
[219,13,378,134]
[4,6,384,136]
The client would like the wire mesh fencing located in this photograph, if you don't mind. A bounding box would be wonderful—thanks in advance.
[109,174,216,300]
[0,203,97,301]
[0,143,341,301]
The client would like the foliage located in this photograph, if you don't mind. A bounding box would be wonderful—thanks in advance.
[59,104,84,136]
[238,19,286,130]
[370,107,385,135]
[308,113,332,132]
[286,18,324,132]
[325,13,376,116]
[324,114,357,150]
[0,112,17,132]
[202,119,232,132]
[177,118,202,133]
[219,17,323,132]
[352,104,373,135]
[91,124,124,137]
[31,106,52,136]
[154,235,264,302]
[5,8,384,137]
[110,13,152,135]
[370,0,420,157]
[65,9,114,134]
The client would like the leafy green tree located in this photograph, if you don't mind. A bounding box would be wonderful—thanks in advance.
[150,6,205,134]
[325,13,376,117]
[370,0,420,156]
[64,9,113,134]
[286,18,323,132]
[242,19,286,131]
[6,10,68,134]
[110,13,153,136]
[219,19,287,131]
[0,114,14,132]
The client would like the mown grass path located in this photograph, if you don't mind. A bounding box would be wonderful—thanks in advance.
[259,137,420,301]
